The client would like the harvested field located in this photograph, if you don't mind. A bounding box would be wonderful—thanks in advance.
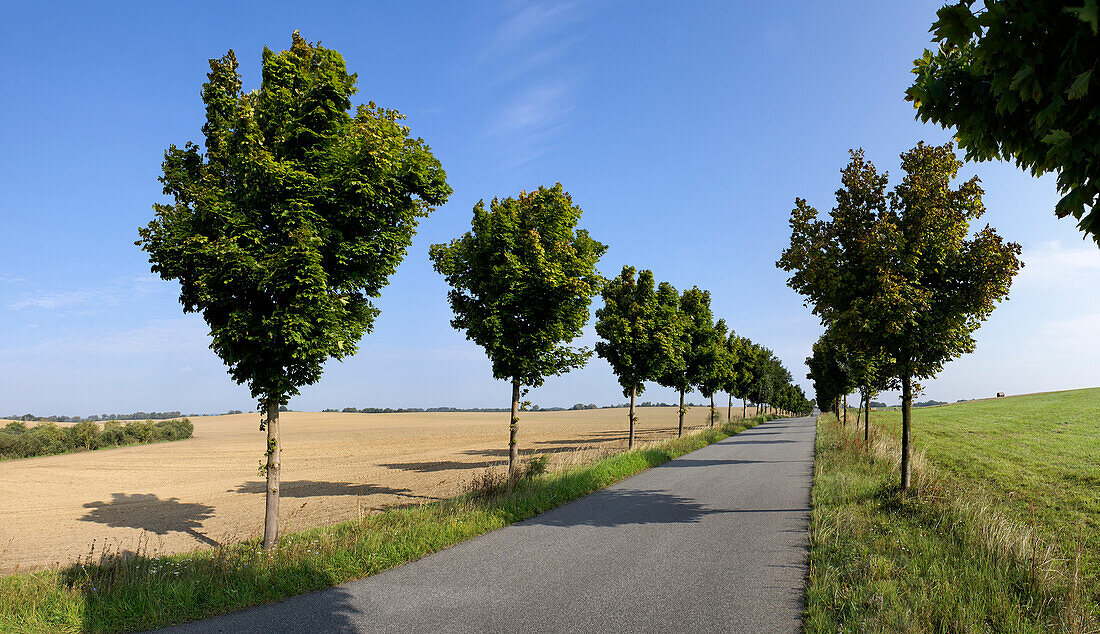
[0,405,757,574]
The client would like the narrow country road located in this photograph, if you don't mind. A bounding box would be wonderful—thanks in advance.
[160,415,816,633]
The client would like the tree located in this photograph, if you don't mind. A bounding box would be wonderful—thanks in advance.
[137,32,450,549]
[721,332,747,423]
[805,329,858,423]
[780,143,1021,489]
[430,184,606,474]
[729,337,759,419]
[908,2,1100,242]
[696,319,732,427]
[677,290,721,433]
[595,267,683,449]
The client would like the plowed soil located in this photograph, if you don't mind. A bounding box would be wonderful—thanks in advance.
[0,405,757,574]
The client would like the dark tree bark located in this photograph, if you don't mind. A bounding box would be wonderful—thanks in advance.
[628,385,637,450]
[864,392,871,444]
[709,394,716,428]
[509,379,521,476]
[727,393,732,423]
[742,398,747,420]
[263,400,280,550]
[677,388,685,437]
[901,371,912,490]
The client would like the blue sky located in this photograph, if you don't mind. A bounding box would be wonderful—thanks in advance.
[2,1,1097,415]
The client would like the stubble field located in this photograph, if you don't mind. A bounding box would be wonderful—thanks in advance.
[0,405,754,574]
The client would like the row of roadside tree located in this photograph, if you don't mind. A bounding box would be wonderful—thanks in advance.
[139,33,809,550]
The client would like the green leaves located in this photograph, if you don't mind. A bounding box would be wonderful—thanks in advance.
[594,267,684,398]
[1041,129,1072,145]
[429,184,606,388]
[137,32,450,407]
[779,143,1020,397]
[911,1,1100,245]
[1067,70,1092,99]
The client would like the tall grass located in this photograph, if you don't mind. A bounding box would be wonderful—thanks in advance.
[806,413,1095,632]
[0,414,772,633]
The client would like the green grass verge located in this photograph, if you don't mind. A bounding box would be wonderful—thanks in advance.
[1,414,773,633]
[874,388,1100,588]
[806,406,1096,632]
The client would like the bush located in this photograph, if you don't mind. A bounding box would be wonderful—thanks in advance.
[66,421,100,451]
[99,421,126,447]
[123,421,154,444]
[153,418,193,441]
[0,418,192,460]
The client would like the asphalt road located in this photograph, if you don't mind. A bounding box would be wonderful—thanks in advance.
[159,415,816,633]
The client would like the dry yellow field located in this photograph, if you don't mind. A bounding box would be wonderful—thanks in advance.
[0,405,757,574]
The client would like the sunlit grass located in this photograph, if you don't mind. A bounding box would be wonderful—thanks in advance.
[806,396,1098,632]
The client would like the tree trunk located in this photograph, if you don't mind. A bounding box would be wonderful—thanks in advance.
[628,385,637,450]
[262,400,280,551]
[727,393,732,423]
[709,394,716,428]
[742,398,747,420]
[864,392,871,444]
[843,395,848,426]
[509,379,520,476]
[677,389,685,437]
[901,372,912,491]
[855,393,863,429]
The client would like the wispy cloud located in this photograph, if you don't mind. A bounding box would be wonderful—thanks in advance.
[0,276,28,284]
[6,275,165,313]
[1013,240,1100,295]
[483,1,588,170]
[0,318,208,358]
[491,1,578,51]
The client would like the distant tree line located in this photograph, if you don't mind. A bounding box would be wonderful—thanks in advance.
[0,419,193,460]
[5,411,185,423]
[322,402,696,414]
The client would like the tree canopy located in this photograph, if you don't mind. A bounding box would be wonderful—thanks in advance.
[595,267,682,399]
[908,1,1100,242]
[429,184,606,388]
[138,32,451,407]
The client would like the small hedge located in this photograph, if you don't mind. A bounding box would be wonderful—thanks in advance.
[0,418,193,460]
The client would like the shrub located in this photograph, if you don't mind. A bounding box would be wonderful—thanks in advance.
[4,421,27,434]
[99,421,126,447]
[123,421,154,444]
[153,418,193,441]
[66,421,100,451]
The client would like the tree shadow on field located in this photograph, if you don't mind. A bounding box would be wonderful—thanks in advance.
[80,493,219,547]
[378,459,505,473]
[230,480,431,500]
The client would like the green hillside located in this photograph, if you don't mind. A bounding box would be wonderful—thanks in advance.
[875,387,1100,583]
[806,388,1099,632]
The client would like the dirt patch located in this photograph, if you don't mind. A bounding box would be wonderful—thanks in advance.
[0,406,757,574]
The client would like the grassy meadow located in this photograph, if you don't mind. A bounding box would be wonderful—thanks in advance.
[0,415,771,633]
[806,388,1100,632]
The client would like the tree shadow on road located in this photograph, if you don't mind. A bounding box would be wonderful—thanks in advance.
[80,493,219,547]
[662,458,799,468]
[525,489,806,528]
